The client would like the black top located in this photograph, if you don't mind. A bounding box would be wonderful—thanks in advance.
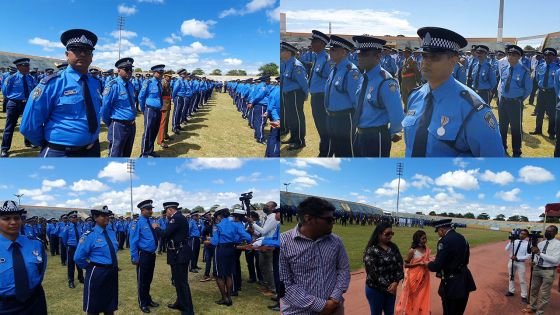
[364,243,404,290]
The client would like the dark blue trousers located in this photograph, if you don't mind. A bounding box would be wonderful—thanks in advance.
[141,107,161,157]
[1,99,29,151]
[182,96,192,123]
[67,245,83,282]
[252,104,267,142]
[204,244,215,277]
[137,251,156,308]
[173,96,185,131]
[83,265,119,313]
[265,127,280,157]
[189,237,201,270]
[0,285,47,315]
[107,121,135,157]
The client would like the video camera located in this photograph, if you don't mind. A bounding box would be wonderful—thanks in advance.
[239,192,254,214]
[239,191,253,202]
[508,228,521,241]
[527,230,543,247]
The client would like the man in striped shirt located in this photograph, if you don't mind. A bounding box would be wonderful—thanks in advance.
[280,197,350,315]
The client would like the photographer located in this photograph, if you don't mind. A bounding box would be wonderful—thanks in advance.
[250,201,280,296]
[505,229,530,303]
[522,225,560,314]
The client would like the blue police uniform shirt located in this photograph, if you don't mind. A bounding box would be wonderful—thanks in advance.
[248,82,270,107]
[138,77,162,111]
[356,64,404,134]
[57,221,67,237]
[381,55,398,75]
[157,217,167,231]
[536,62,559,89]
[209,219,252,245]
[348,52,359,67]
[188,219,201,238]
[267,85,281,121]
[74,225,118,268]
[521,56,531,70]
[498,62,532,100]
[171,78,190,99]
[20,66,102,147]
[192,80,200,94]
[129,216,157,262]
[324,57,361,112]
[403,76,505,157]
[555,68,560,99]
[471,60,497,90]
[23,224,38,237]
[0,234,46,297]
[47,223,58,236]
[62,222,82,247]
[132,77,142,92]
[1,71,37,100]
[281,56,308,94]
[453,63,467,84]
[309,50,332,94]
[101,76,137,125]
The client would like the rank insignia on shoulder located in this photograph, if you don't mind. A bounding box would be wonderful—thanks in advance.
[79,237,85,244]
[438,242,444,250]
[296,68,302,74]
[389,82,397,92]
[169,219,175,223]
[484,112,496,129]
[0,258,5,263]
[406,110,416,116]
[103,87,111,96]
[32,87,43,100]
[353,73,359,80]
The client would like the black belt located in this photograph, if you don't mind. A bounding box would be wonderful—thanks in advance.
[501,97,521,102]
[327,109,354,117]
[139,250,156,255]
[7,99,26,104]
[90,262,115,268]
[0,285,41,302]
[146,105,161,111]
[535,265,557,270]
[539,88,555,92]
[46,140,97,152]
[475,89,490,93]
[217,243,235,248]
[111,118,135,125]
[357,125,388,134]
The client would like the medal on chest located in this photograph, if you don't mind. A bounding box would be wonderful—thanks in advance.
[437,116,449,136]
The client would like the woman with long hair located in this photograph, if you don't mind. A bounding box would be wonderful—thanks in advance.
[395,230,431,315]
[363,221,404,315]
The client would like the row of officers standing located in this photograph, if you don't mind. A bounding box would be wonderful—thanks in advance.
[0,28,224,158]
[281,26,560,157]
[0,199,281,315]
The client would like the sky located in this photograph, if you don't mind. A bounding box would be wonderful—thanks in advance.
[0,158,279,215]
[0,0,280,74]
[280,158,560,221]
[282,0,559,39]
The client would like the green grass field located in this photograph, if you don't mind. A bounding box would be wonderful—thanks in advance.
[280,223,509,271]
[281,95,556,157]
[42,249,277,315]
[0,91,268,157]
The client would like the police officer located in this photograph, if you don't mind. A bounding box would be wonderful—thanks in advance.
[530,48,558,140]
[0,200,48,315]
[248,76,272,144]
[138,64,165,158]
[497,44,532,157]
[171,69,190,135]
[158,73,173,148]
[154,202,194,315]
[62,210,84,288]
[352,35,405,157]
[428,219,476,315]
[401,47,422,110]
[324,35,361,157]
[129,200,160,313]
[101,57,137,157]
[381,46,398,77]
[188,210,202,273]
[74,206,119,315]
[157,210,168,254]
[555,64,560,157]
[20,29,102,157]
[280,41,308,150]
[58,214,69,265]
[1,58,37,157]
[403,27,504,157]
[265,78,281,157]
[470,45,497,104]
[46,218,60,256]
[308,30,332,157]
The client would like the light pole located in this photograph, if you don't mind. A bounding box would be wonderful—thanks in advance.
[117,16,125,60]
[396,163,404,214]
[14,194,23,205]
[127,160,135,216]
[283,183,291,193]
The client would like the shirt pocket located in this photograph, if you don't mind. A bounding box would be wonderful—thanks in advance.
[427,115,460,142]
[0,261,14,289]
[56,94,84,119]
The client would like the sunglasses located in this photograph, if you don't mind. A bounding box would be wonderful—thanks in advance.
[68,47,93,56]
[315,216,335,224]
[421,52,452,61]
[120,67,133,72]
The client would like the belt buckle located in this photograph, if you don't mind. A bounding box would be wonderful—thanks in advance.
[86,143,94,150]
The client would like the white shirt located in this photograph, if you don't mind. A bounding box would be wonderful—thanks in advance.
[252,213,278,238]
[505,239,530,261]
[532,238,560,268]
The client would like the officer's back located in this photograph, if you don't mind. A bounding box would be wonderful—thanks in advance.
[165,211,190,265]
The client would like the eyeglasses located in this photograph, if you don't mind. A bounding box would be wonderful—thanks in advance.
[120,67,133,72]
[383,231,395,236]
[315,216,335,224]
[421,52,452,62]
[68,47,93,56]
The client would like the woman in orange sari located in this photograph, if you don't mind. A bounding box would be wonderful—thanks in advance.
[395,230,431,315]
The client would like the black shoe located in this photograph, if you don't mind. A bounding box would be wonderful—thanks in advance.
[531,112,536,116]
[167,303,181,310]
[69,282,75,289]
[231,291,238,296]
[0,150,8,158]
[148,301,159,307]
[288,143,306,151]
[268,303,280,310]
[281,139,294,144]
[174,130,181,135]
[189,269,199,273]
[549,134,556,140]
[505,291,514,296]
[25,142,32,148]
[61,262,66,266]
[78,278,84,284]
[140,306,151,313]
[521,297,528,303]
[529,131,542,135]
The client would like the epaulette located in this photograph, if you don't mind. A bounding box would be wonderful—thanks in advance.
[460,90,487,112]
[83,229,92,236]
[40,72,61,85]
[407,84,423,100]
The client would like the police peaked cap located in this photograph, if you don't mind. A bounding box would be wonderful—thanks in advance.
[115,57,134,69]
[61,29,98,50]
[353,36,386,53]
[417,27,467,53]
[310,30,330,45]
[137,199,154,209]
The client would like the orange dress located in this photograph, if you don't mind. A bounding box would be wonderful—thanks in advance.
[395,247,431,315]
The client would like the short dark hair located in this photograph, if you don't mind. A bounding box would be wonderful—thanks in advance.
[297,197,335,223]
[520,229,529,235]
[548,225,558,234]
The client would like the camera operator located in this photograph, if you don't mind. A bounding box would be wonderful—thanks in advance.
[244,211,264,285]
[522,225,560,314]
[505,229,530,303]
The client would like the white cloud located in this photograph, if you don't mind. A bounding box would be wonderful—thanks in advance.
[180,158,244,171]
[40,165,55,170]
[285,169,307,176]
[435,169,479,190]
[224,58,243,66]
[140,37,156,49]
[375,178,407,197]
[164,33,182,44]
[284,9,416,36]
[18,188,44,197]
[180,19,216,39]
[284,158,342,170]
[42,179,66,189]
[118,4,137,15]
[110,30,138,39]
[557,191,560,198]
[266,5,281,21]
[495,188,521,202]
[453,158,469,168]
[71,179,109,192]
[236,172,262,182]
[212,179,225,185]
[32,195,55,202]
[292,176,318,187]
[518,166,555,184]
[28,37,64,51]
[98,162,134,183]
[480,170,514,186]
[220,0,277,18]
[411,174,433,189]
[478,193,485,199]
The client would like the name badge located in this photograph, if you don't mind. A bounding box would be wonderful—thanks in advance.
[63,90,78,96]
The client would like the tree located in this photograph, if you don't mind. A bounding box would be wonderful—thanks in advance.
[507,215,520,221]
[134,68,143,72]
[415,211,423,215]
[519,216,529,222]
[192,68,205,76]
[210,69,222,76]
[192,206,205,213]
[523,45,535,51]
[464,212,475,219]
[495,214,506,221]
[477,213,490,220]
[428,211,437,216]
[258,63,279,77]
[231,204,242,210]
[226,69,247,76]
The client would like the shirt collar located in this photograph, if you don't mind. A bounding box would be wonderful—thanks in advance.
[0,234,25,250]
[66,65,89,83]
[430,75,455,100]
[94,225,104,234]
[366,63,382,77]
[291,224,330,242]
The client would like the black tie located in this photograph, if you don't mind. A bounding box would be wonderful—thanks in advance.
[504,67,513,93]
[73,223,80,245]
[473,64,481,89]
[102,229,118,267]
[146,217,158,244]
[80,75,98,133]
[309,55,316,87]
[411,92,434,157]
[22,75,29,99]
[124,80,135,110]
[355,73,369,123]
[543,64,550,88]
[12,242,31,302]
[538,240,549,266]
[325,67,338,109]
[158,81,163,107]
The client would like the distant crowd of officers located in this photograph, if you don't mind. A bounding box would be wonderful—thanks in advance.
[281,26,560,157]
[0,199,281,314]
[0,28,277,158]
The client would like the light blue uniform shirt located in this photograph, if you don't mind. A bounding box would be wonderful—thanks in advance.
[324,58,361,112]
[536,62,559,89]
[62,222,82,247]
[138,77,162,110]
[309,50,332,94]
[74,225,118,268]
[129,216,158,262]
[281,57,308,94]
[188,219,201,238]
[381,55,398,76]
[1,71,36,100]
[498,62,532,100]
[267,85,280,121]
[101,76,136,125]
[471,60,497,90]
[0,234,46,296]
[210,219,252,245]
